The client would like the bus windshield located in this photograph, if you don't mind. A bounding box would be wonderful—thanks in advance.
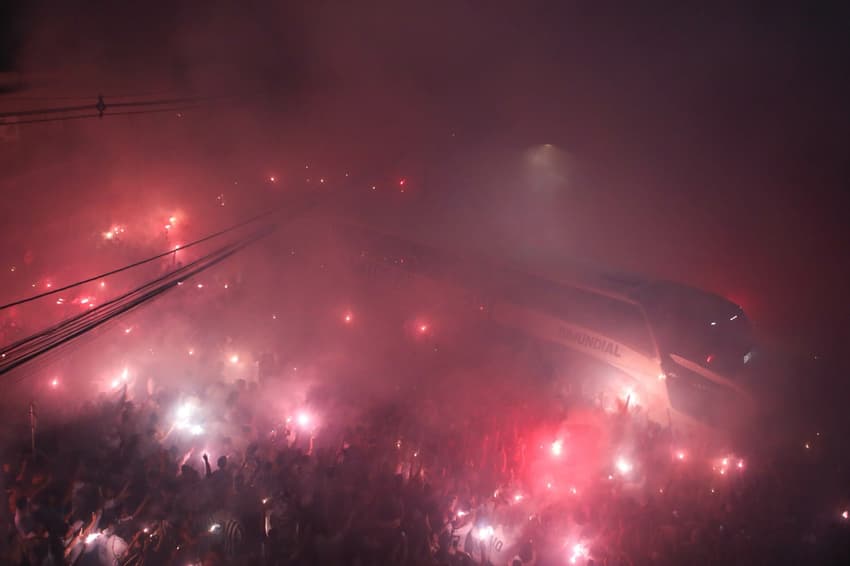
[638,283,755,378]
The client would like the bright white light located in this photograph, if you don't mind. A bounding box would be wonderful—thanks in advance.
[569,542,589,564]
[209,523,221,533]
[188,349,194,356]
[622,388,639,406]
[729,314,738,321]
[229,355,239,364]
[296,412,311,429]
[176,403,195,421]
[737,459,744,469]
[570,486,578,495]
[475,525,494,540]
[615,457,633,475]
[546,481,553,490]
[550,440,563,457]
[456,510,467,518]
[513,494,524,502]
[50,378,59,388]
[189,424,204,436]
[344,312,353,323]
[657,373,666,380]
[111,379,120,389]
[676,450,686,461]
[710,321,717,326]
[842,510,848,520]
[85,532,101,544]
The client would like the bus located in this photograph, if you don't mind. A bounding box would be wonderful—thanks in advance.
[333,224,757,433]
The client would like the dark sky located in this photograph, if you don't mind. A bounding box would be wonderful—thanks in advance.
[1,1,849,360]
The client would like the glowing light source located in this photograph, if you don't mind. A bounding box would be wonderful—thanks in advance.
[842,510,849,520]
[189,424,204,436]
[296,412,311,429]
[550,440,563,457]
[513,494,524,502]
[50,378,59,388]
[675,450,686,461]
[456,510,467,518]
[569,542,589,564]
[229,355,239,364]
[615,457,633,475]
[475,525,494,540]
[621,387,639,408]
[85,532,101,544]
[269,176,276,182]
[209,524,221,533]
[176,402,195,422]
[344,312,353,324]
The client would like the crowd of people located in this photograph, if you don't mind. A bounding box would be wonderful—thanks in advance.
[1,372,848,566]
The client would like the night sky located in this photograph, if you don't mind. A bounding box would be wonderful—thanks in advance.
[1,1,849,362]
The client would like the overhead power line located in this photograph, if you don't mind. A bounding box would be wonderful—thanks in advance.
[0,230,271,378]
[0,95,203,119]
[6,105,199,126]
[0,205,287,312]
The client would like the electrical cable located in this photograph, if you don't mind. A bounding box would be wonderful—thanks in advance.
[0,206,285,312]
[0,228,271,377]
[6,105,199,126]
[0,96,202,119]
